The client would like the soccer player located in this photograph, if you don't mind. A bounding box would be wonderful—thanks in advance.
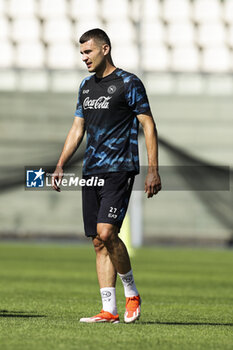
[52,29,161,323]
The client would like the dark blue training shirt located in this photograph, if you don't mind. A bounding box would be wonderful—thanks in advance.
[75,68,151,175]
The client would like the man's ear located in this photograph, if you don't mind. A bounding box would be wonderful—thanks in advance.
[103,44,110,56]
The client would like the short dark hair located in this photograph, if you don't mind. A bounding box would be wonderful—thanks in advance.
[79,28,111,50]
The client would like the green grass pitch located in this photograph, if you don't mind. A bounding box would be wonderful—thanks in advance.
[0,243,233,350]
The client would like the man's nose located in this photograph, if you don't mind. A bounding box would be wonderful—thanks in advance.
[82,54,88,62]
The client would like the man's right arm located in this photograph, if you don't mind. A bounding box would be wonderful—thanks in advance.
[52,117,85,192]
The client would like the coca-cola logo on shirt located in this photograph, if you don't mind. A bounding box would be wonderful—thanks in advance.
[83,96,112,110]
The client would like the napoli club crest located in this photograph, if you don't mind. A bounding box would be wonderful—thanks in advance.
[107,85,117,94]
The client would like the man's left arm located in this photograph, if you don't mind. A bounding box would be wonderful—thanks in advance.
[137,112,162,198]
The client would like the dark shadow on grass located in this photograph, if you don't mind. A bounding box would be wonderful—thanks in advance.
[137,321,233,327]
[0,310,46,318]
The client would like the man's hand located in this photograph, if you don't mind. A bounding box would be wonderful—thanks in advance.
[52,166,64,192]
[145,169,161,198]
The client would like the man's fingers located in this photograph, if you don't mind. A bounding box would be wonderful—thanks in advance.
[154,183,162,193]
[145,183,162,198]
[52,182,60,192]
[52,183,61,192]
[52,174,62,192]
[146,184,153,198]
[152,184,161,195]
[145,172,162,198]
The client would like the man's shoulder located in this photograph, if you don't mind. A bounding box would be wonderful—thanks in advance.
[116,68,138,80]
[116,68,142,86]
[79,75,94,89]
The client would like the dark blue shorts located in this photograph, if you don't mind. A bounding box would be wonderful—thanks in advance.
[82,172,135,237]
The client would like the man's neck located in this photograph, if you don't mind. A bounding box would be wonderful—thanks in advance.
[96,62,116,78]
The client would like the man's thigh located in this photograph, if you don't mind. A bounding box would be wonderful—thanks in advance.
[82,185,100,237]
[97,172,135,231]
[82,172,134,237]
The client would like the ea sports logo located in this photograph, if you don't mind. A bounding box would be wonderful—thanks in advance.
[107,85,116,94]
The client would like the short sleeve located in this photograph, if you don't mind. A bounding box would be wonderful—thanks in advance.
[74,84,84,118]
[124,75,151,115]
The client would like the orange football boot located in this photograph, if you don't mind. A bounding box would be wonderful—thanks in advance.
[124,295,141,323]
[80,310,120,324]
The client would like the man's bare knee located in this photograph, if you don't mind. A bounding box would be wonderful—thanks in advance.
[92,236,105,254]
[97,223,118,243]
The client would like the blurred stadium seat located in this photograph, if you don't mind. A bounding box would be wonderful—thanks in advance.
[141,0,160,21]
[0,0,5,16]
[0,17,9,41]
[202,47,231,72]
[112,44,138,70]
[193,0,222,23]
[129,0,140,21]
[223,0,233,24]
[167,22,194,47]
[141,21,165,46]
[43,18,72,43]
[11,18,41,42]
[0,41,14,67]
[70,0,99,20]
[101,0,129,19]
[197,23,226,48]
[74,19,103,42]
[228,25,233,48]
[38,0,68,19]
[8,0,36,18]
[142,46,170,71]
[105,20,135,44]
[163,0,191,22]
[47,43,76,69]
[16,42,44,68]
[171,46,199,72]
